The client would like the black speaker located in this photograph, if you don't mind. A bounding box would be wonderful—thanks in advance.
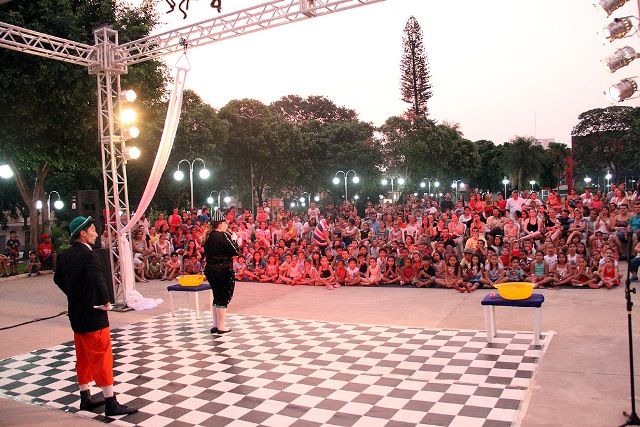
[95,247,115,303]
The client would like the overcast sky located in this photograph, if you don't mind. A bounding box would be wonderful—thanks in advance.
[137,0,640,145]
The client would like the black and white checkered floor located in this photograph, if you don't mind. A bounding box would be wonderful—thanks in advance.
[0,311,549,426]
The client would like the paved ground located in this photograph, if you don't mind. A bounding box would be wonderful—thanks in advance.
[0,271,638,426]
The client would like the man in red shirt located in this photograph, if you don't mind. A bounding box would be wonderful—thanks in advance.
[37,234,57,270]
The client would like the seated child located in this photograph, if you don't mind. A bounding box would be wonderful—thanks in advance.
[146,253,163,280]
[361,257,382,286]
[571,255,596,288]
[345,258,362,286]
[26,251,41,277]
[462,254,483,292]
[529,251,553,288]
[381,256,400,284]
[412,255,436,288]
[599,256,620,289]
[260,255,280,283]
[551,252,574,287]
[334,259,348,287]
[500,256,526,283]
[295,259,317,286]
[482,253,504,288]
[399,256,414,285]
[163,252,181,281]
[183,255,202,275]
[316,256,337,289]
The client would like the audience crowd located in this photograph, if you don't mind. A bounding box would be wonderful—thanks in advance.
[118,182,640,292]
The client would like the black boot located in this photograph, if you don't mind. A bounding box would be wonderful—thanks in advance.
[105,396,138,416]
[79,390,104,411]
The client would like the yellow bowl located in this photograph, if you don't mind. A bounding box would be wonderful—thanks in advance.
[493,282,534,300]
[177,274,206,287]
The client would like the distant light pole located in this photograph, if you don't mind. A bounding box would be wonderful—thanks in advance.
[451,180,464,201]
[584,176,592,188]
[605,171,612,189]
[42,191,64,234]
[174,158,210,211]
[529,180,536,191]
[381,176,405,201]
[419,178,440,196]
[502,177,510,198]
[333,170,360,201]
[299,192,318,207]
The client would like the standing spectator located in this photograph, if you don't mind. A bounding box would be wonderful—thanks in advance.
[168,208,182,233]
[505,190,526,219]
[5,230,20,276]
[154,212,168,232]
[37,234,57,271]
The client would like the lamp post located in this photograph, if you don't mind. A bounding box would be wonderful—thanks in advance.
[419,178,440,196]
[208,189,231,210]
[584,176,592,189]
[299,192,318,207]
[381,176,405,201]
[333,170,360,201]
[501,177,510,198]
[529,180,536,191]
[605,171,613,189]
[43,191,64,234]
[237,109,263,214]
[0,164,13,180]
[173,158,210,211]
[451,180,464,201]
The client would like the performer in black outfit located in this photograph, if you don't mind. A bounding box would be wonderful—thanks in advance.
[203,209,239,334]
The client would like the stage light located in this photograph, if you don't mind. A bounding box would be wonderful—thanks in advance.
[121,108,137,124]
[603,17,633,41]
[124,126,140,139]
[198,168,210,179]
[124,89,137,102]
[174,170,185,181]
[0,164,13,179]
[607,78,638,101]
[54,200,64,210]
[603,46,637,72]
[124,146,141,160]
[596,0,630,17]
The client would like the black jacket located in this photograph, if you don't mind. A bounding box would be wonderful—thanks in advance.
[54,242,109,333]
[204,230,239,265]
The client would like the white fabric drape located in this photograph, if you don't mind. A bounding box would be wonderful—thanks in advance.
[119,57,190,310]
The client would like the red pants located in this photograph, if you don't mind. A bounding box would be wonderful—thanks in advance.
[74,327,114,387]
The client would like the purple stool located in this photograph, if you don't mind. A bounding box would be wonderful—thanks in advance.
[167,283,213,319]
[481,293,545,345]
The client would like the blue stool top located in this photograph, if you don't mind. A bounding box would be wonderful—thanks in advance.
[167,283,211,292]
[481,293,544,308]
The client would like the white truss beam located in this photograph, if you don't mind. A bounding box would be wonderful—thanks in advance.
[119,0,384,65]
[0,21,95,66]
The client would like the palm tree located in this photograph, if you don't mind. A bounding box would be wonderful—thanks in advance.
[502,136,545,190]
[543,142,570,188]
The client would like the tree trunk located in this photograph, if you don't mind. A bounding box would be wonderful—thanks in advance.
[8,159,49,251]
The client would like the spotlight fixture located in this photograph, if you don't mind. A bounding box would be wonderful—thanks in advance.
[122,89,137,102]
[123,146,141,160]
[596,0,631,17]
[121,108,137,124]
[603,17,634,41]
[607,78,638,101]
[603,46,638,72]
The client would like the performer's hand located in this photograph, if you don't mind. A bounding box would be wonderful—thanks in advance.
[93,303,112,311]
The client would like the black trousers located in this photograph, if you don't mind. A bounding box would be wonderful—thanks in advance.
[205,263,235,308]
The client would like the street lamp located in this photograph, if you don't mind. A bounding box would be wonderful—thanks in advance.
[237,108,263,214]
[419,178,440,196]
[333,170,360,201]
[43,191,64,233]
[300,191,317,206]
[605,171,613,189]
[381,176,405,201]
[208,189,231,210]
[174,158,210,210]
[501,177,510,198]
[584,176,592,188]
[451,180,464,201]
[529,180,536,191]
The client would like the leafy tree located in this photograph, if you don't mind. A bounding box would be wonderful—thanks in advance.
[270,95,357,125]
[0,0,166,248]
[472,140,505,192]
[400,16,432,118]
[218,99,307,209]
[501,136,546,190]
[571,106,634,174]
[540,142,570,189]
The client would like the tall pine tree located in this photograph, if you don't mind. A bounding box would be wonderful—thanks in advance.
[400,16,432,118]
